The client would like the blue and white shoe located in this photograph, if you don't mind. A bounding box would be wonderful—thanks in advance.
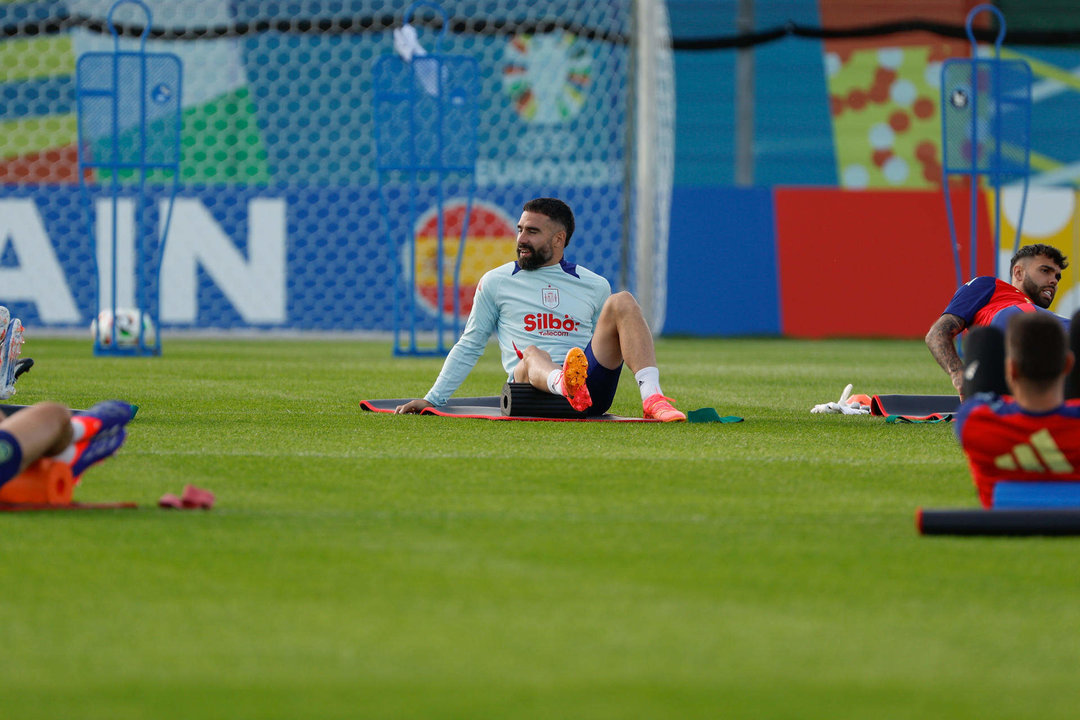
[72,400,135,438]
[0,315,25,400]
[70,426,127,479]
[68,401,135,480]
[13,357,33,380]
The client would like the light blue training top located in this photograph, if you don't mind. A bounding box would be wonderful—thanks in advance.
[424,258,611,406]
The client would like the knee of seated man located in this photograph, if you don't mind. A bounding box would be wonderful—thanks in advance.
[520,345,549,363]
[38,402,72,425]
[604,291,641,316]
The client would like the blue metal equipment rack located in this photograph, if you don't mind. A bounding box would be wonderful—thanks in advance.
[374,2,479,356]
[76,0,181,355]
[941,4,1032,286]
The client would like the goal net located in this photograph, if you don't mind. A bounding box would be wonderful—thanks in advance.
[0,0,674,334]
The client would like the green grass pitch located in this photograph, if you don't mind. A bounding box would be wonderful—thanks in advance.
[2,336,1080,719]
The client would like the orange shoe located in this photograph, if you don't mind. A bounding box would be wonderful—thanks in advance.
[643,393,686,422]
[560,347,592,412]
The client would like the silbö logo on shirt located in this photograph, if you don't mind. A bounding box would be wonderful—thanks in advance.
[524,313,578,336]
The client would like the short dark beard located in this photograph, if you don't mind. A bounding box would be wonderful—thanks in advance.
[517,244,553,271]
[1022,276,1052,308]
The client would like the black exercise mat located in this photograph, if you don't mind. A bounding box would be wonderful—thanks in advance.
[360,397,657,422]
[870,394,960,419]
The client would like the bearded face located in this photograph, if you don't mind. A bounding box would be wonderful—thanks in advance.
[515,211,564,270]
[1015,255,1062,309]
[1021,274,1054,308]
[516,236,555,270]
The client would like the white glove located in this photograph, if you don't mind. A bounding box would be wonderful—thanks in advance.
[393,23,441,97]
[837,401,869,415]
[810,383,870,414]
[393,23,427,62]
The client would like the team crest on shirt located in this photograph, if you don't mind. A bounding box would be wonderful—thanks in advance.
[541,286,560,309]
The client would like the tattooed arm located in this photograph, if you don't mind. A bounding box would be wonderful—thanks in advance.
[926,313,968,398]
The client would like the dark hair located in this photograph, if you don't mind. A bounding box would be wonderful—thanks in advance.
[1010,243,1068,272]
[523,198,575,246]
[1006,312,1068,384]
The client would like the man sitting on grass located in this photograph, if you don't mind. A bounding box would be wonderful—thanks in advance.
[395,197,685,421]
[956,312,1080,507]
[0,400,133,495]
[927,243,1068,399]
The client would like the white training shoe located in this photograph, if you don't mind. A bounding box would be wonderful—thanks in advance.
[0,316,25,400]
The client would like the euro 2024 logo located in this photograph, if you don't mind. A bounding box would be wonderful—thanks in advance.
[503,33,592,123]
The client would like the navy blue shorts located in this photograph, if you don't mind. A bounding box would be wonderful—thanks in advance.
[584,341,623,416]
[0,429,23,488]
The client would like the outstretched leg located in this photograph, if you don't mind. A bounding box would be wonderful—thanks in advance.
[0,402,72,478]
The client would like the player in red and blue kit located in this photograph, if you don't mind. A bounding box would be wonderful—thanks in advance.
[927,243,1068,398]
[948,276,1065,332]
[956,312,1080,507]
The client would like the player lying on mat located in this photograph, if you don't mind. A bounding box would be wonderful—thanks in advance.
[395,197,685,421]
[955,312,1080,507]
[926,243,1068,399]
[0,400,133,493]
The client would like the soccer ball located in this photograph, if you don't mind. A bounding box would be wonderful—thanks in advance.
[91,308,157,347]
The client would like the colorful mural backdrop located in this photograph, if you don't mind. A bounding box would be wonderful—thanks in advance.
[5,0,1080,337]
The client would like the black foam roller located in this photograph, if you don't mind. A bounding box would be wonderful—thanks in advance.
[917,508,1080,536]
[962,325,1007,397]
[500,382,587,418]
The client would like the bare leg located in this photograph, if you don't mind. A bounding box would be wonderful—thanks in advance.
[590,291,656,372]
[514,345,559,390]
[514,343,590,411]
[514,292,659,386]
[513,292,673,416]
[0,403,71,473]
[591,292,684,421]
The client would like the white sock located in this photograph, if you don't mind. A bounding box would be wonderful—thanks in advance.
[634,367,662,401]
[546,368,563,395]
[70,418,88,442]
[52,445,76,463]
[50,419,87,463]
